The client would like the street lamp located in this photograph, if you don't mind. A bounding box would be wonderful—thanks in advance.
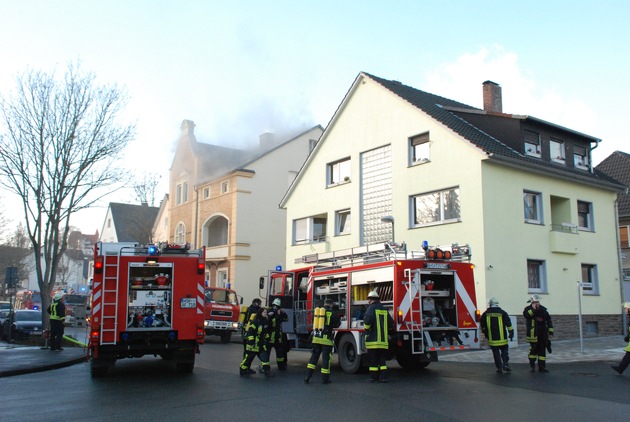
[381,215,395,244]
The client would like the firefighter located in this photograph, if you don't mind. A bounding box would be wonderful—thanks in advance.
[364,290,394,383]
[480,297,514,373]
[240,307,274,378]
[242,298,262,357]
[267,297,289,370]
[304,299,341,384]
[48,292,66,351]
[611,302,630,375]
[523,294,554,373]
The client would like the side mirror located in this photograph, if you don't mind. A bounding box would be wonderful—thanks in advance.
[259,277,265,290]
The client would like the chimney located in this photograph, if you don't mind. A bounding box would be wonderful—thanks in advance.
[482,81,502,113]
[181,119,195,135]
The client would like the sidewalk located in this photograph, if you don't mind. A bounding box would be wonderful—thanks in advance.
[1,332,626,377]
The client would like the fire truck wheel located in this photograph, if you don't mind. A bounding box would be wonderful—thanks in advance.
[338,333,362,374]
[220,331,232,344]
[90,358,114,377]
[395,351,430,370]
[175,353,195,373]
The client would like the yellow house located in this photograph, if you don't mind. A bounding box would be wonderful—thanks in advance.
[280,72,625,340]
[167,120,323,304]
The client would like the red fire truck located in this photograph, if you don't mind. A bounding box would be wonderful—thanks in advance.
[89,242,206,377]
[203,286,241,343]
[263,241,479,373]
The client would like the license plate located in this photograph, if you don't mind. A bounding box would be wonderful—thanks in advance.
[180,298,196,308]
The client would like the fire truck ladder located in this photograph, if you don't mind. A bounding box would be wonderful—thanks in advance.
[100,252,121,345]
[403,268,426,354]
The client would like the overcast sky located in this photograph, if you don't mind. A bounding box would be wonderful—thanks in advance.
[1,0,628,235]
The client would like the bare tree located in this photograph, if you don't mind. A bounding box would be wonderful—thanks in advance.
[133,172,161,206]
[0,63,135,327]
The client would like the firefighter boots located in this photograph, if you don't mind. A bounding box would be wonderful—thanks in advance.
[503,364,511,372]
[304,368,314,384]
[611,352,630,374]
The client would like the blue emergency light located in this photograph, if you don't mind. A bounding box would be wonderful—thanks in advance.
[422,240,429,250]
[147,245,159,256]
[276,265,282,271]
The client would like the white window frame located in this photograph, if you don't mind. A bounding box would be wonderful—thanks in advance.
[221,181,229,194]
[203,187,210,199]
[524,130,541,158]
[581,263,599,295]
[412,187,460,226]
[327,158,351,185]
[335,209,351,236]
[550,138,566,164]
[218,269,228,289]
[176,181,188,205]
[573,146,590,170]
[175,222,186,244]
[409,132,430,164]
[524,191,543,224]
[577,200,594,231]
[293,214,327,244]
[527,259,547,293]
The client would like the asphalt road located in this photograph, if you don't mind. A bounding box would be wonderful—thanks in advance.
[2,337,629,422]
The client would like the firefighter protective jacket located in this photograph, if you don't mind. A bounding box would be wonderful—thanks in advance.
[268,305,288,344]
[312,305,341,346]
[480,306,513,347]
[523,304,554,342]
[48,299,66,321]
[245,316,270,353]
[364,301,393,349]
[242,304,260,336]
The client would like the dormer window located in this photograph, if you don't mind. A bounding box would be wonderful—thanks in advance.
[550,138,566,164]
[573,146,590,170]
[524,130,541,158]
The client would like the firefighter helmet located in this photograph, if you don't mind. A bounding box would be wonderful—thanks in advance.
[529,294,541,303]
[623,302,630,310]
[488,297,499,307]
[367,290,379,300]
[272,298,281,307]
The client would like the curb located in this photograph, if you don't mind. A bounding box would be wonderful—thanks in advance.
[0,352,87,378]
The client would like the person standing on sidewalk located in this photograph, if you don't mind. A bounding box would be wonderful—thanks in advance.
[364,290,394,383]
[304,299,341,384]
[480,297,514,374]
[48,292,66,351]
[523,294,554,373]
[611,302,630,375]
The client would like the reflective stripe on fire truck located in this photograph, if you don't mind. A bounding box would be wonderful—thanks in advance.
[454,271,477,327]
[92,282,101,317]
[197,283,204,314]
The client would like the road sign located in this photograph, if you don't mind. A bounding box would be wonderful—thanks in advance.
[580,282,593,289]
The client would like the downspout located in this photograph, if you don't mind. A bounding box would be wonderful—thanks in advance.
[193,186,199,248]
[589,139,599,172]
[614,198,627,334]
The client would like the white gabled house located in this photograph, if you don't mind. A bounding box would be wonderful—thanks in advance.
[280,72,625,340]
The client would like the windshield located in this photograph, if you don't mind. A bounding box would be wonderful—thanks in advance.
[64,294,88,305]
[205,289,238,305]
[15,311,42,322]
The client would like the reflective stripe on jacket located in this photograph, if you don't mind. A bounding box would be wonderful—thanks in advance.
[523,304,553,342]
[480,306,513,347]
[364,302,393,349]
[49,300,65,321]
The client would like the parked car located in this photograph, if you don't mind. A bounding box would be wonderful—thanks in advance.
[1,309,43,341]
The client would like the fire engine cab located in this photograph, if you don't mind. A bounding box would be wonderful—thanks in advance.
[89,242,206,377]
[263,241,479,373]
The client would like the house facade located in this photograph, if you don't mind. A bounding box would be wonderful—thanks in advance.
[280,72,625,340]
[167,120,323,304]
[595,150,630,302]
[99,202,159,243]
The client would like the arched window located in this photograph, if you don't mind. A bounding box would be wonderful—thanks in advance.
[175,222,186,244]
[202,216,228,247]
